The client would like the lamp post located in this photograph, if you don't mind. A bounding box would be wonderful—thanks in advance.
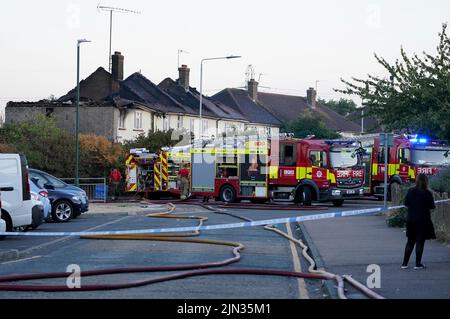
[198,55,241,143]
[75,39,91,187]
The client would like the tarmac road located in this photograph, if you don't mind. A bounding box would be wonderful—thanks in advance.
[0,200,383,299]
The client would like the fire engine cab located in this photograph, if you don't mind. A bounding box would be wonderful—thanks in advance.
[363,135,449,199]
[268,139,366,206]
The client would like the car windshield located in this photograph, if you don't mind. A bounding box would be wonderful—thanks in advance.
[412,149,450,166]
[30,171,66,188]
[330,147,359,168]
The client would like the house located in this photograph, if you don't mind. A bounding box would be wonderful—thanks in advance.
[5,52,280,143]
[346,108,383,134]
[157,65,281,138]
[213,79,362,137]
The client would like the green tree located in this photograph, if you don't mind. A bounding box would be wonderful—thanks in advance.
[123,129,184,152]
[318,98,358,116]
[337,23,450,140]
[285,112,340,139]
[0,114,75,176]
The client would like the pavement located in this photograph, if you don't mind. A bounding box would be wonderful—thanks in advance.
[300,214,450,299]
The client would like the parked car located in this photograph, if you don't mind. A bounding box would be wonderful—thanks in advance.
[29,191,45,230]
[28,169,89,222]
[0,154,33,232]
[29,179,51,221]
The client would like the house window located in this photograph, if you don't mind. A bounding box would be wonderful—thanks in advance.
[134,111,142,130]
[163,117,169,131]
[177,115,183,129]
[190,119,195,133]
[119,110,126,129]
[265,127,271,136]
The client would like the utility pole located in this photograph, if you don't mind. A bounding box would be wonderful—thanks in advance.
[98,5,141,72]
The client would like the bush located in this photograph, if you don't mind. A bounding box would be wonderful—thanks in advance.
[79,134,125,178]
[430,167,450,194]
[0,115,126,178]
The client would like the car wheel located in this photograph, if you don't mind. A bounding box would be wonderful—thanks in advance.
[220,185,236,203]
[52,200,73,223]
[332,199,345,207]
[1,211,13,232]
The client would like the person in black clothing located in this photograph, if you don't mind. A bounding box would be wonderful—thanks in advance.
[402,174,436,270]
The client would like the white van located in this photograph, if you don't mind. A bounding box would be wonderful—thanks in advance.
[0,154,33,231]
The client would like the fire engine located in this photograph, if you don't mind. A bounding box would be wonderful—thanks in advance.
[267,138,366,206]
[362,135,450,199]
[125,135,366,206]
[150,135,365,206]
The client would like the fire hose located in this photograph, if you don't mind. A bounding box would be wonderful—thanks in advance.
[0,203,381,299]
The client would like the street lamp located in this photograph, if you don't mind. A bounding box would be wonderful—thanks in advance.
[75,39,91,187]
[198,55,241,142]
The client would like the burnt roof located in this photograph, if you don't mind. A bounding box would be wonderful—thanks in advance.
[109,72,188,114]
[58,67,118,102]
[158,78,248,122]
[214,89,362,133]
[212,89,283,126]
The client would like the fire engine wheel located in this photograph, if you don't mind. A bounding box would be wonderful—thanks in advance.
[332,199,345,207]
[301,187,313,206]
[220,185,236,203]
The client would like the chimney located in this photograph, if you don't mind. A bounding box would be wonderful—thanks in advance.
[248,78,259,101]
[307,87,317,109]
[112,51,124,81]
[178,64,190,91]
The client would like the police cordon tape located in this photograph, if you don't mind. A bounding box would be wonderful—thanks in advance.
[0,199,449,237]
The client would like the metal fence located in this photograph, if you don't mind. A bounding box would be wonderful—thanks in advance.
[60,178,107,203]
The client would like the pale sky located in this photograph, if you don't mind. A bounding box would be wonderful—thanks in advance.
[1,0,449,119]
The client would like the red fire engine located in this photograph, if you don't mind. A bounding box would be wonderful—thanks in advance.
[267,139,366,206]
[363,135,449,199]
[185,136,366,206]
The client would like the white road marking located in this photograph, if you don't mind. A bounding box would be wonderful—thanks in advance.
[286,222,309,299]
[1,255,43,265]
[18,216,131,256]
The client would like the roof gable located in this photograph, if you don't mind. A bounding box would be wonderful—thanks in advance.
[58,67,117,102]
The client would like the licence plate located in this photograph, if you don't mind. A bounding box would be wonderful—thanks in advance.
[347,190,356,195]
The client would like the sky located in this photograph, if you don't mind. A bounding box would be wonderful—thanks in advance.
[1,0,449,119]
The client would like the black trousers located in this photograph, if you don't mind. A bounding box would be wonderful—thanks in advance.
[403,237,426,266]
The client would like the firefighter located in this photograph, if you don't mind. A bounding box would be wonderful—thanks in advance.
[178,163,190,200]
[109,168,122,201]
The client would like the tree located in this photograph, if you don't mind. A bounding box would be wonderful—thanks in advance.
[0,114,75,176]
[123,129,184,152]
[285,112,340,139]
[337,23,450,140]
[0,115,127,178]
[318,98,358,116]
[79,134,125,177]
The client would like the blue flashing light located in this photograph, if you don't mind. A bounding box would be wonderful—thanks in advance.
[409,137,429,144]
